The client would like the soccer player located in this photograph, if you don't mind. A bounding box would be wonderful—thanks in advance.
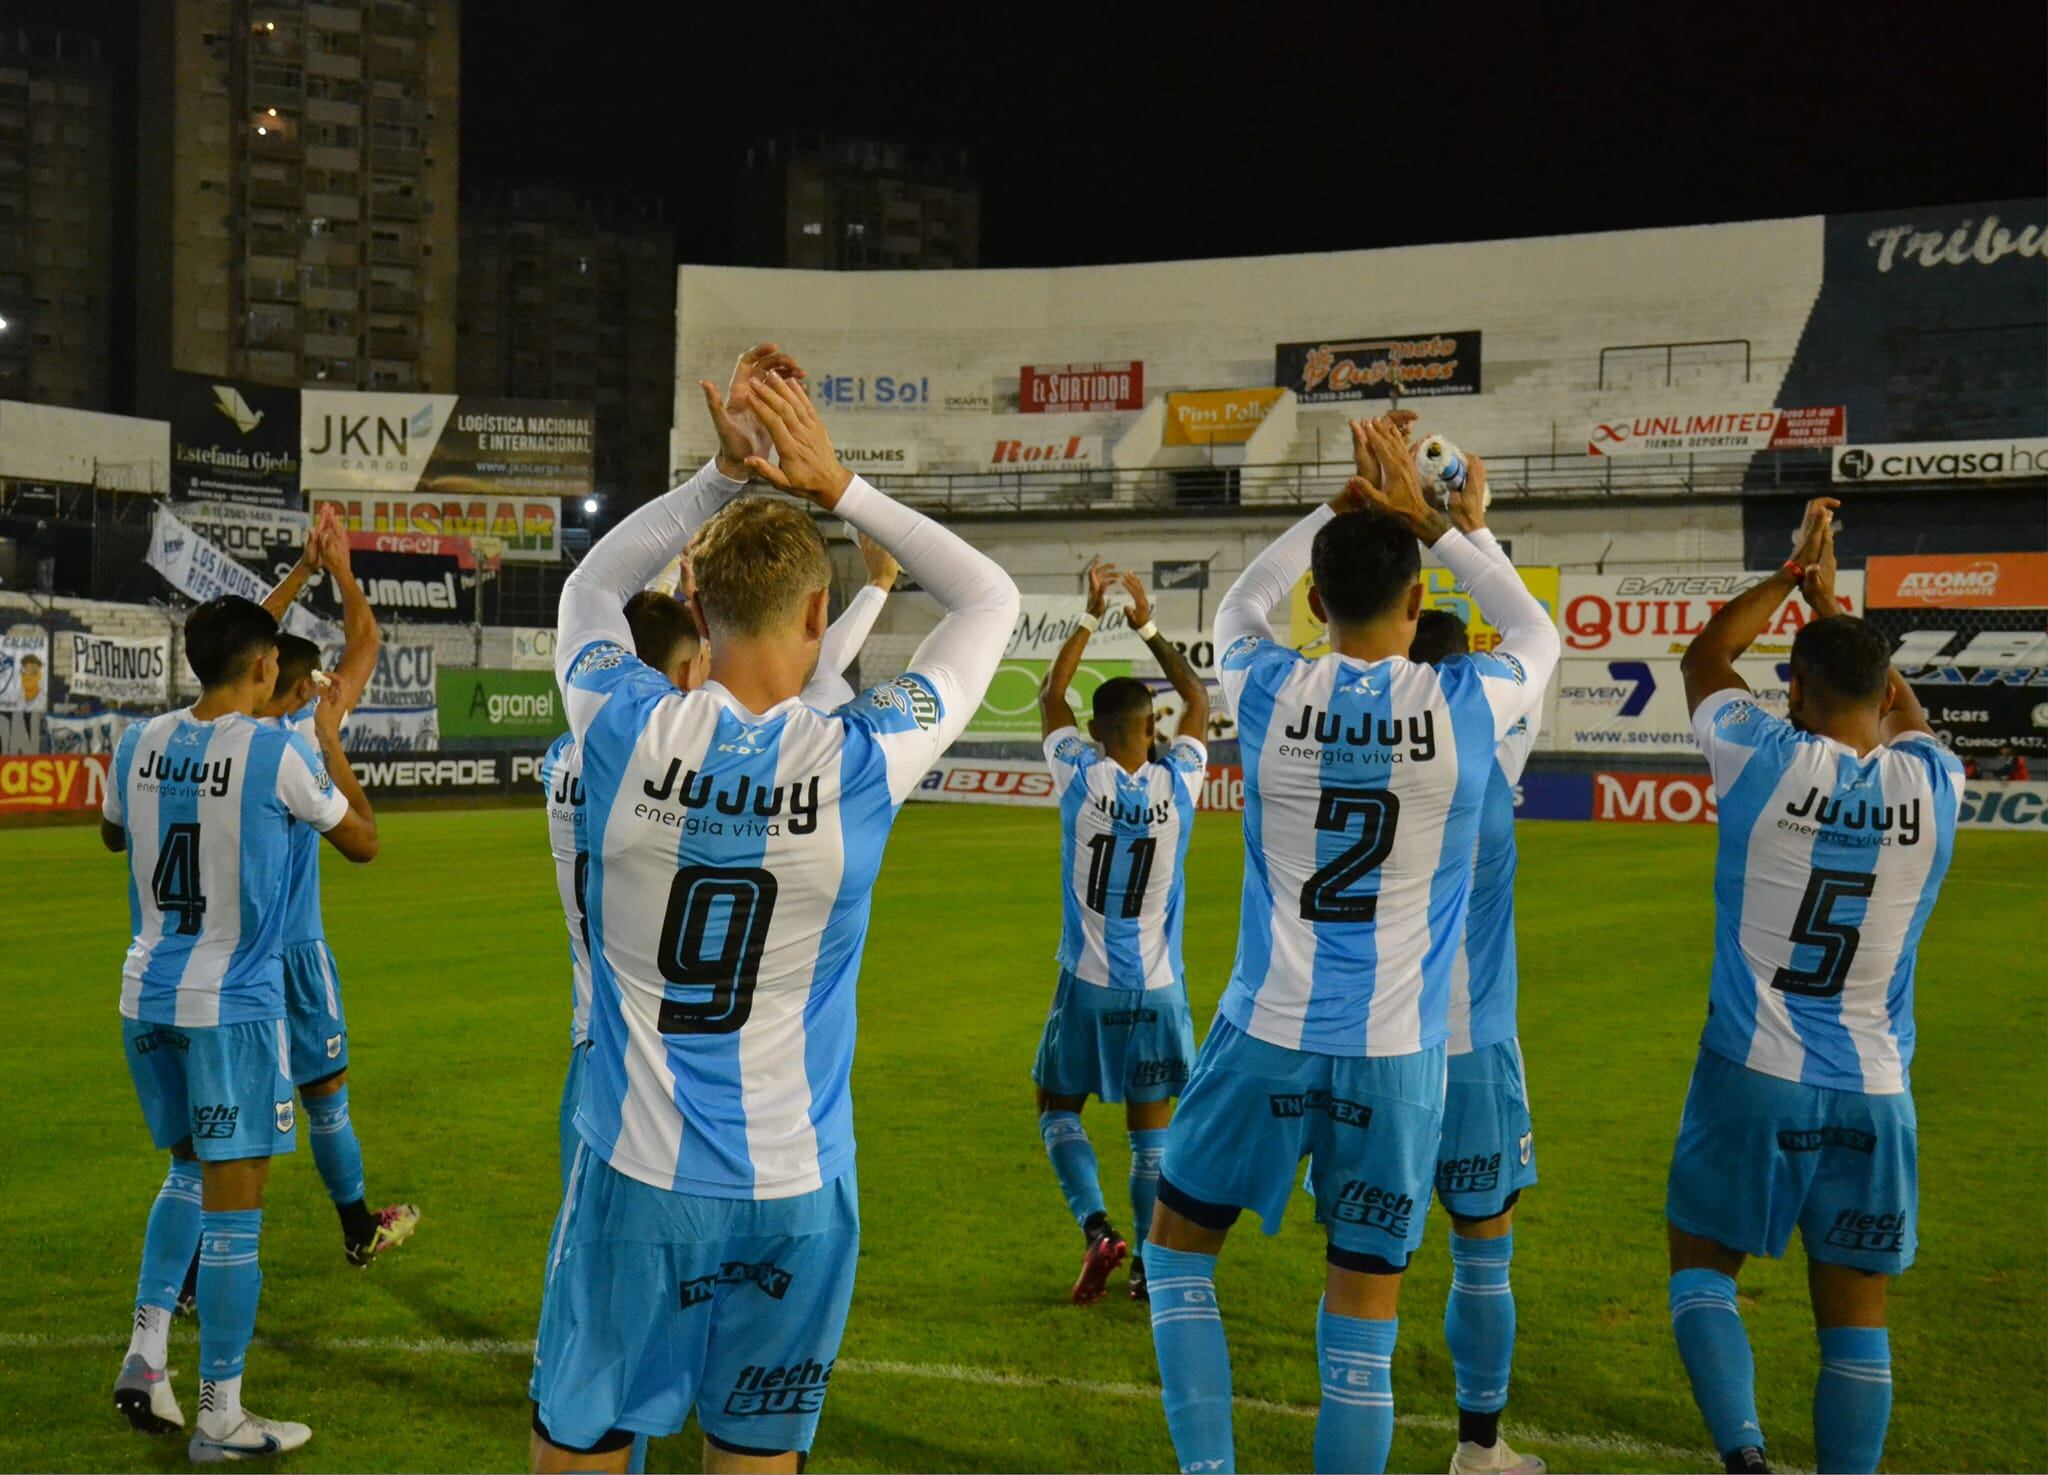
[255,507,420,1266]
[1405,473,1545,1475]
[1667,501,1960,1475]
[527,350,1016,1474]
[1034,559,1210,1305]
[1146,419,1560,1475]
[104,595,378,1460]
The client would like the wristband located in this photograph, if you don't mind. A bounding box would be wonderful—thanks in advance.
[1135,620,1159,641]
[1076,611,1099,632]
[1780,559,1806,583]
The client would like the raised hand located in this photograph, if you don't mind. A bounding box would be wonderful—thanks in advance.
[857,533,900,591]
[1790,496,1840,570]
[1120,570,1153,628]
[1449,454,1489,535]
[701,342,807,480]
[1085,558,1117,617]
[1351,418,1452,543]
[1347,409,1421,490]
[743,372,853,510]
[1803,514,1841,615]
[317,504,351,574]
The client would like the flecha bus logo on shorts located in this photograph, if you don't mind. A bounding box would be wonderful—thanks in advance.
[725,1358,834,1416]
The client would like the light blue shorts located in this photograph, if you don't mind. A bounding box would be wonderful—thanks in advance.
[559,1042,590,1197]
[1435,1039,1538,1221]
[1162,1018,1445,1269]
[530,1147,860,1454]
[1667,1046,1918,1273]
[1032,968,1195,1104]
[123,1017,298,1162]
[282,939,348,1086]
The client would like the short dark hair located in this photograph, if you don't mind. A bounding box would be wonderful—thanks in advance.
[1311,511,1421,625]
[1090,676,1154,735]
[624,589,700,673]
[1409,609,1470,665]
[273,634,322,700]
[184,596,279,688]
[1790,614,1891,706]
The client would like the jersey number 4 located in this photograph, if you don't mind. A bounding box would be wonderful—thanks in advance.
[151,822,207,936]
[1771,866,1877,998]
[657,865,778,1034]
[1299,789,1400,923]
[1084,834,1157,919]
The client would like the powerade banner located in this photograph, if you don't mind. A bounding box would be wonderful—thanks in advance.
[169,373,302,506]
[63,632,169,705]
[1275,331,1481,403]
[1559,571,1865,660]
[347,747,552,801]
[436,669,563,740]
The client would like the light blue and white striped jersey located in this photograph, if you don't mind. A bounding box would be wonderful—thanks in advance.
[1044,727,1206,990]
[541,730,592,1047]
[265,702,327,946]
[1447,716,1538,1054]
[562,649,959,1199]
[1692,689,1962,1094]
[103,708,348,1026]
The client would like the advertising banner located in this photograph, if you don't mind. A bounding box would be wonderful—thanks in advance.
[834,438,921,476]
[179,501,312,582]
[1833,438,2048,484]
[1865,552,2048,609]
[0,629,50,713]
[1162,388,1285,446]
[1291,566,1560,659]
[1560,571,1865,660]
[1006,596,1212,669]
[335,641,438,752]
[63,632,170,705]
[0,753,109,813]
[1554,658,1789,753]
[907,756,1246,812]
[1592,771,1718,824]
[169,374,302,506]
[966,658,1131,739]
[1959,780,2048,831]
[338,707,439,754]
[147,507,337,643]
[986,427,1104,473]
[1019,362,1145,414]
[1275,331,1482,403]
[311,490,560,564]
[1587,407,1845,456]
[811,374,983,412]
[511,627,556,671]
[348,747,551,800]
[436,669,564,740]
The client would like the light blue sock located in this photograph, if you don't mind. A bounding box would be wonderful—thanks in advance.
[1128,1128,1167,1252]
[1669,1269,1764,1458]
[1315,1301,1398,1474]
[197,1209,264,1384]
[1814,1326,1891,1474]
[305,1084,367,1206]
[1445,1230,1515,1414]
[1039,1111,1106,1228]
[135,1160,204,1312]
[1146,1242,1233,1473]
[628,1433,649,1472]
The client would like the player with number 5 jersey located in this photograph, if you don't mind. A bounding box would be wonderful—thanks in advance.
[526,347,1017,1473]
[1144,419,1559,1475]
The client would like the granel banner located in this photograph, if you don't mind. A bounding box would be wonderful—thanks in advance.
[1560,571,1865,660]
[1291,566,1559,660]
[437,669,563,740]
[1275,331,1482,403]
[1162,388,1285,446]
[1865,552,2048,610]
[1555,658,1788,754]
[169,373,303,506]
[0,753,109,813]
[0,628,50,713]
[1019,362,1144,414]
[1587,407,1845,456]
[64,632,170,705]
[312,490,561,564]
[301,391,590,518]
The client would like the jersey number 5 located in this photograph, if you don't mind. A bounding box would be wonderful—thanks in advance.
[1771,866,1877,998]
[1299,789,1400,923]
[151,822,207,936]
[657,865,778,1034]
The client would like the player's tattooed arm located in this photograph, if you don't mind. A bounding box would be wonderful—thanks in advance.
[312,688,379,863]
[319,513,381,715]
[1041,558,1113,736]
[1683,495,1838,715]
[261,503,332,622]
[1124,570,1209,740]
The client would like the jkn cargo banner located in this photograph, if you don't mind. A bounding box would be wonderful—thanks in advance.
[169,374,302,507]
[1275,331,1482,403]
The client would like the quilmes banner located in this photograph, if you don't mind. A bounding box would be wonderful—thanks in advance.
[63,632,170,705]
[1275,330,1482,403]
[1833,437,2048,484]
[146,507,337,643]
[1560,571,1866,660]
[436,668,563,739]
[1162,388,1285,446]
[1019,362,1145,414]
[0,628,50,713]
[1587,406,1846,456]
[168,373,302,506]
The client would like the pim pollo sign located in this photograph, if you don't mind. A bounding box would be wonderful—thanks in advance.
[1019,362,1144,414]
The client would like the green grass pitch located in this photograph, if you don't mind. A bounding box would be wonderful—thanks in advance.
[1,804,2042,1472]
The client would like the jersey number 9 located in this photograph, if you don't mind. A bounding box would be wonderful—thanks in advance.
[657,865,779,1034]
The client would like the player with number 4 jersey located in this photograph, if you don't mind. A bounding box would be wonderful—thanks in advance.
[1665,501,1960,1475]
[1033,559,1210,1306]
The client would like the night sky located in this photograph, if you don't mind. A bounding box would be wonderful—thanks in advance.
[463,1,2048,267]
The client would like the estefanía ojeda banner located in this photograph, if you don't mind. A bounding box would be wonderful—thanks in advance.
[169,374,302,507]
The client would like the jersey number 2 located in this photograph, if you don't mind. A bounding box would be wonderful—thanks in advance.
[1299,789,1400,923]
[1771,867,1877,998]
[151,822,207,936]
[657,865,778,1034]
[1084,834,1157,919]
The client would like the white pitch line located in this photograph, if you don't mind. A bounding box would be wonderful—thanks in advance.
[0,1331,1716,1466]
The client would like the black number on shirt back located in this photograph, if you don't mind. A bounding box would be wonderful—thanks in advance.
[572,851,591,951]
[1771,866,1878,998]
[1083,833,1157,919]
[1299,789,1400,923]
[151,822,207,936]
[657,865,778,1034]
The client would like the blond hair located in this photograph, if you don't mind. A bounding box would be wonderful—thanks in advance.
[688,495,832,637]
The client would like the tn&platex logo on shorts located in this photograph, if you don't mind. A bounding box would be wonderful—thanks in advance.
[1824,1208,1909,1254]
[680,1260,794,1308]
[1777,1127,1877,1154]
[725,1358,834,1417]
[1268,1089,1373,1128]
[1331,1180,1415,1236]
